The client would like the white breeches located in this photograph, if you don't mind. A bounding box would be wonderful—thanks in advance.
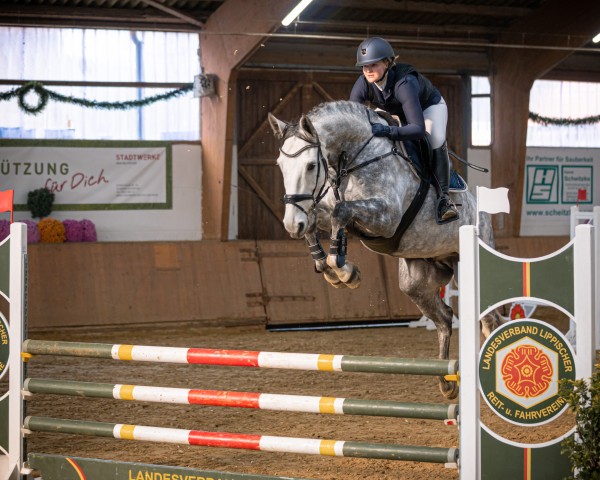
[423,97,448,150]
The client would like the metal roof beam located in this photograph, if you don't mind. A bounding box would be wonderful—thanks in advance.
[138,0,205,29]
[316,0,533,18]
[0,4,206,24]
[287,19,502,37]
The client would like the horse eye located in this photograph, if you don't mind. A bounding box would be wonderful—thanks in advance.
[307,163,316,172]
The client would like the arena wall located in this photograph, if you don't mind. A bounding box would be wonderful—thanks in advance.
[26,236,568,329]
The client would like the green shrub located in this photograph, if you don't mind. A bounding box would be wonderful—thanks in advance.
[559,365,600,479]
[27,188,54,219]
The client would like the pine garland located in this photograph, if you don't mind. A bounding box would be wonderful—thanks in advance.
[0,81,193,115]
[2,81,599,127]
[528,111,600,126]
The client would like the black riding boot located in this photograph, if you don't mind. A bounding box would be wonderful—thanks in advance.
[432,143,459,224]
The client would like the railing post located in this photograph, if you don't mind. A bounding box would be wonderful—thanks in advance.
[7,223,27,480]
[458,225,480,480]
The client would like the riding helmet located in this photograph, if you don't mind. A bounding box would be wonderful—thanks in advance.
[355,37,395,67]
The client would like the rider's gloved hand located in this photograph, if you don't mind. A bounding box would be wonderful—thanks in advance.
[371,123,391,137]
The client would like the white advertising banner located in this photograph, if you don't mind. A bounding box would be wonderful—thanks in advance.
[0,142,171,210]
[521,147,599,236]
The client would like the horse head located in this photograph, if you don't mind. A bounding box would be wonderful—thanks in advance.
[268,112,329,238]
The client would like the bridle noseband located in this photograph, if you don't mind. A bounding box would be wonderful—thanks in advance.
[279,135,330,216]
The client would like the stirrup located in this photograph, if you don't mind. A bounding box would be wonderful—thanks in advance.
[436,196,459,225]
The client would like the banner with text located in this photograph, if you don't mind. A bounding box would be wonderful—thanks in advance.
[0,143,172,210]
[521,147,599,236]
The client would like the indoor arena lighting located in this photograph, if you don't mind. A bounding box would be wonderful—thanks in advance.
[282,0,314,26]
[593,32,600,43]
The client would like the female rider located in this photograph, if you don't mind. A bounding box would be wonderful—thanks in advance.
[349,37,458,224]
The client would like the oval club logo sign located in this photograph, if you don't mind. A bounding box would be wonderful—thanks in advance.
[479,319,575,426]
[0,313,8,380]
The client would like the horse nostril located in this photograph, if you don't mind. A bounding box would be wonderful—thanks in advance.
[297,222,305,234]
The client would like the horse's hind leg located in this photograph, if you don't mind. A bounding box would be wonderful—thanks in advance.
[398,258,458,399]
[481,310,501,338]
[449,258,500,338]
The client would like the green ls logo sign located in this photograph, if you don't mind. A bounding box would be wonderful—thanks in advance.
[526,166,559,204]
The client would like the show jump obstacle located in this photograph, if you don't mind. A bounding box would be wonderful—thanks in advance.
[0,222,596,480]
[458,224,595,479]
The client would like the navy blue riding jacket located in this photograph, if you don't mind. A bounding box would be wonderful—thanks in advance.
[349,63,441,141]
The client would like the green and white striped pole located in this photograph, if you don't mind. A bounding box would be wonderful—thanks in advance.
[25,378,458,421]
[24,416,459,465]
[22,340,458,376]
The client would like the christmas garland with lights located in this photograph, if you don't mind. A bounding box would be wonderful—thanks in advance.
[0,81,193,115]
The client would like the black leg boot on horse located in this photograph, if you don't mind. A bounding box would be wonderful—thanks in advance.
[431,143,459,224]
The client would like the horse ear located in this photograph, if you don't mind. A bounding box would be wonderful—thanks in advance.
[299,115,317,140]
[268,113,289,139]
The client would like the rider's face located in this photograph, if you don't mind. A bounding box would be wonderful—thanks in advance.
[362,61,387,83]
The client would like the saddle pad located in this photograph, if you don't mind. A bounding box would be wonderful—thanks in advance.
[405,159,468,193]
[450,170,468,192]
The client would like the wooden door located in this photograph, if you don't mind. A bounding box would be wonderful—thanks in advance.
[236,70,357,240]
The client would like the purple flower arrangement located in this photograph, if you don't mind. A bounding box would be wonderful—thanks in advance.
[23,220,40,243]
[0,220,9,242]
[0,219,97,243]
[0,219,41,243]
[80,219,97,242]
[60,219,98,242]
[63,219,83,242]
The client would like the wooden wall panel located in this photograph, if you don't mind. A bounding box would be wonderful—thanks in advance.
[324,244,394,320]
[27,242,265,329]
[256,239,418,325]
[238,164,287,240]
[23,237,564,329]
[200,0,298,240]
[256,241,331,323]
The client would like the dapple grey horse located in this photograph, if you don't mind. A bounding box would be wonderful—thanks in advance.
[269,100,500,399]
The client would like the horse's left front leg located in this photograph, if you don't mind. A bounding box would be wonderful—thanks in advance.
[304,231,348,289]
[327,199,394,289]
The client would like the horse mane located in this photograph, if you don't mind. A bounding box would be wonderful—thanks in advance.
[307,101,371,127]
[307,100,369,119]
[306,101,373,148]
